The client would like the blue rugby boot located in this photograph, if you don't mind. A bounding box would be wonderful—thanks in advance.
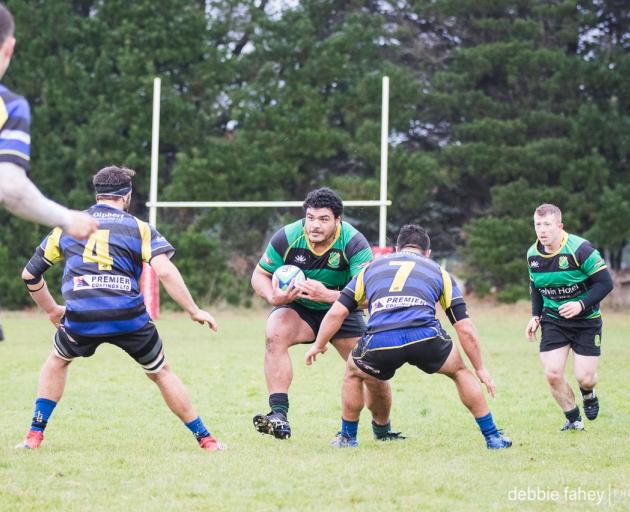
[330,432,358,448]
[485,431,512,449]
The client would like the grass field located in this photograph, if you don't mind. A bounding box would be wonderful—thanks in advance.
[1,302,628,511]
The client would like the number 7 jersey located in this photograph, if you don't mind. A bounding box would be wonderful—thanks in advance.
[25,204,175,336]
[338,250,467,335]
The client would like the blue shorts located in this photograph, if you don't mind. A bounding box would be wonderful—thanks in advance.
[351,325,453,380]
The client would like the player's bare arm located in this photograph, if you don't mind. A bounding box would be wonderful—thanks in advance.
[453,318,496,397]
[251,264,300,306]
[0,163,98,239]
[525,316,541,341]
[21,268,64,327]
[150,254,217,331]
[305,301,350,365]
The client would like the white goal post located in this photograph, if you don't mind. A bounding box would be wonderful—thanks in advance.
[146,76,392,247]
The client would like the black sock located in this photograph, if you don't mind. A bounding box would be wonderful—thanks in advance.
[564,406,581,423]
[269,393,289,416]
[580,387,595,399]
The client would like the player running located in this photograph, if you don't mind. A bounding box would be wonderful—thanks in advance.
[251,188,396,441]
[16,165,224,452]
[306,224,512,449]
[525,204,613,431]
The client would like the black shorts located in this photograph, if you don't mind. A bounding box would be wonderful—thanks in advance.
[540,316,602,357]
[53,321,166,373]
[351,326,454,380]
[272,302,366,341]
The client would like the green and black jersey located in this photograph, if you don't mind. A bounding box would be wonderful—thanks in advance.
[258,220,373,310]
[527,232,607,320]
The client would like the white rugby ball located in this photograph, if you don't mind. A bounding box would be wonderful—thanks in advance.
[272,264,306,291]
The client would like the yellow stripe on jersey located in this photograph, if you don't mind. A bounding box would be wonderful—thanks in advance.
[0,98,7,129]
[438,266,453,311]
[135,218,152,262]
[0,149,30,160]
[44,227,64,264]
[354,267,367,303]
[304,224,341,256]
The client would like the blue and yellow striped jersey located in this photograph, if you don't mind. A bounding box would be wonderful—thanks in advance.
[0,84,31,171]
[26,204,174,336]
[338,251,467,335]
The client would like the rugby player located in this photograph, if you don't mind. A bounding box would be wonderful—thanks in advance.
[251,188,396,441]
[0,3,96,238]
[306,224,512,449]
[16,166,224,452]
[525,204,613,430]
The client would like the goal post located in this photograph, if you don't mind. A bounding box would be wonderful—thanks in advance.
[142,76,392,318]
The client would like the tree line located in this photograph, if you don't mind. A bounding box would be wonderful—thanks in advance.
[0,0,628,308]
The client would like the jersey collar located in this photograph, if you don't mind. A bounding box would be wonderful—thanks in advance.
[304,223,341,256]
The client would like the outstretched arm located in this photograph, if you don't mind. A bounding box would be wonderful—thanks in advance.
[0,163,97,239]
[150,254,217,331]
[305,301,350,365]
[453,318,496,397]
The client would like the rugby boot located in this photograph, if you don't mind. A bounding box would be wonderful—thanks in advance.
[330,432,358,448]
[560,419,585,431]
[253,411,291,439]
[198,435,226,452]
[485,430,512,449]
[374,430,407,441]
[583,393,599,421]
[15,430,44,450]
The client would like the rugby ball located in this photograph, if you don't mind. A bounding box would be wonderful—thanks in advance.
[272,265,306,291]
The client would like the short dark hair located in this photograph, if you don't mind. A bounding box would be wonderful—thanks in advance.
[0,3,15,45]
[303,187,343,218]
[396,224,430,252]
[92,165,135,199]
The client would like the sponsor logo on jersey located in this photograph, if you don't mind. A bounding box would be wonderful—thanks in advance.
[327,252,340,268]
[529,260,540,268]
[73,274,132,291]
[370,295,431,315]
[294,254,307,265]
[264,255,273,265]
[538,283,584,301]
[558,255,569,269]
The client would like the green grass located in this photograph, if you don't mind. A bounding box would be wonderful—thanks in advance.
[1,303,628,511]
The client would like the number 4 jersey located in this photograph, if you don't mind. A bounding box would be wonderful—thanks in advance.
[26,204,174,336]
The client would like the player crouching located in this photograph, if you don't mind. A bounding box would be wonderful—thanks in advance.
[306,225,512,450]
[16,165,224,452]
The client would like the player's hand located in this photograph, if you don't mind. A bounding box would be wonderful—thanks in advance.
[295,279,335,303]
[190,309,218,331]
[558,301,583,319]
[47,305,65,328]
[525,316,541,341]
[64,210,99,240]
[475,367,496,398]
[305,344,328,366]
[270,279,300,306]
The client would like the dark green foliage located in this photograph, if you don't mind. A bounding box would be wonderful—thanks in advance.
[0,0,628,308]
